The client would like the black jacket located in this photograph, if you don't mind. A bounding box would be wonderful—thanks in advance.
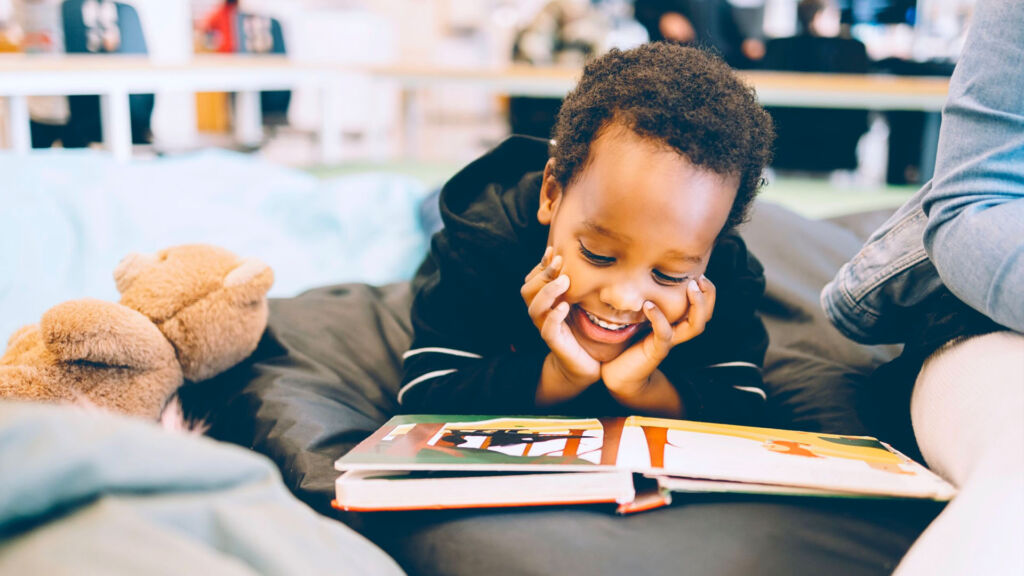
[400,136,769,424]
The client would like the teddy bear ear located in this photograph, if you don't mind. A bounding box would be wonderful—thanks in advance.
[223,257,274,304]
[114,252,158,294]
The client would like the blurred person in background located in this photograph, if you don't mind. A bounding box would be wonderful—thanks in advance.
[762,0,867,72]
[760,0,869,175]
[633,0,765,68]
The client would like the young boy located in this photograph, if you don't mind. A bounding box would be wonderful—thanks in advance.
[400,43,774,423]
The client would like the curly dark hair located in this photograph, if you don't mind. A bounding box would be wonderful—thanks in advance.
[550,42,774,233]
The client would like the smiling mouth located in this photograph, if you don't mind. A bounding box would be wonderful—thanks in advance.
[582,310,635,331]
[570,305,645,346]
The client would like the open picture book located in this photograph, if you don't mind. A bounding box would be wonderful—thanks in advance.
[333,415,956,513]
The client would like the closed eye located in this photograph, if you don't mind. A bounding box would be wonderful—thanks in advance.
[653,269,689,286]
[578,241,614,266]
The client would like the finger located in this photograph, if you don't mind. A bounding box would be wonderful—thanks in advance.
[540,301,571,342]
[527,274,570,322]
[698,274,717,321]
[643,301,674,357]
[523,247,553,284]
[673,280,709,343]
[643,301,672,342]
[527,254,562,289]
[524,246,553,283]
[521,254,564,304]
[544,254,563,280]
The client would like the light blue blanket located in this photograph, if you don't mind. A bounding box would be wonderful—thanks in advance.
[0,401,404,575]
[0,149,433,354]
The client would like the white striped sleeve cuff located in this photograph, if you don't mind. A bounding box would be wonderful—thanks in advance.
[403,347,483,360]
[397,369,458,405]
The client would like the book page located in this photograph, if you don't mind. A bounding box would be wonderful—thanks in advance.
[621,417,954,498]
[338,415,620,472]
[426,418,606,463]
[337,414,954,499]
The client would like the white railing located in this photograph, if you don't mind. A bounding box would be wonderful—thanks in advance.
[0,54,950,163]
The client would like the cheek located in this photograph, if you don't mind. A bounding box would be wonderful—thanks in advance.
[558,259,586,302]
[558,258,599,303]
[653,291,689,324]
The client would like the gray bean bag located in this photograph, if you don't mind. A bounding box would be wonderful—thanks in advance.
[182,200,939,576]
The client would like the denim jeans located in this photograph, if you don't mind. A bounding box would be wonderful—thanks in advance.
[822,0,1024,343]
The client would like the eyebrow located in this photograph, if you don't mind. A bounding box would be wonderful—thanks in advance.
[664,250,703,265]
[582,219,704,265]
[583,219,628,243]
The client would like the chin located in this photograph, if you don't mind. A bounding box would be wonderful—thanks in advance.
[581,340,629,363]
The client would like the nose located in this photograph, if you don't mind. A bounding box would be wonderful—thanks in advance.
[599,275,645,314]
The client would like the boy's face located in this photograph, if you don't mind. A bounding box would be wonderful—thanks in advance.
[538,127,737,362]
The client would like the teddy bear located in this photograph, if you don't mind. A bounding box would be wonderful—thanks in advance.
[0,244,274,420]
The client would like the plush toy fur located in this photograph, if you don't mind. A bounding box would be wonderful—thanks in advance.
[0,244,273,419]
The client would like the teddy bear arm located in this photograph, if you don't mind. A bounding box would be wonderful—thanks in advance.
[42,299,177,370]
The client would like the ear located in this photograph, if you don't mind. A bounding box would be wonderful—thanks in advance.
[537,158,562,226]
[223,257,274,306]
[224,257,270,289]
[114,252,157,294]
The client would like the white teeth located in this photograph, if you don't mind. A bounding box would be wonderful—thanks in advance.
[584,310,630,331]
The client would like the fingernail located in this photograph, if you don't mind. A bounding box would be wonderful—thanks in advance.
[643,301,654,311]
[551,255,562,268]
[557,274,569,285]
[689,279,700,292]
[544,246,552,259]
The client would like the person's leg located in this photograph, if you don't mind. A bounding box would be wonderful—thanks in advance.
[894,331,1024,575]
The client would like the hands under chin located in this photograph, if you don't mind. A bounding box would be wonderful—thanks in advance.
[524,246,717,413]
[601,277,716,409]
[523,248,602,389]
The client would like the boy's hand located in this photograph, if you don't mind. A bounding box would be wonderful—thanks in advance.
[602,276,716,397]
[521,247,601,387]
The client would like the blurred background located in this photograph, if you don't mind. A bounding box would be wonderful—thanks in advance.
[0,0,974,183]
[0,0,978,353]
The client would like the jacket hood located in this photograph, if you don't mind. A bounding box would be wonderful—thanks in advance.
[438,136,551,251]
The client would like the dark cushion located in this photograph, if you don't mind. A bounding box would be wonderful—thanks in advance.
[361,497,939,576]
[182,201,940,576]
[182,282,412,530]
[750,203,902,435]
